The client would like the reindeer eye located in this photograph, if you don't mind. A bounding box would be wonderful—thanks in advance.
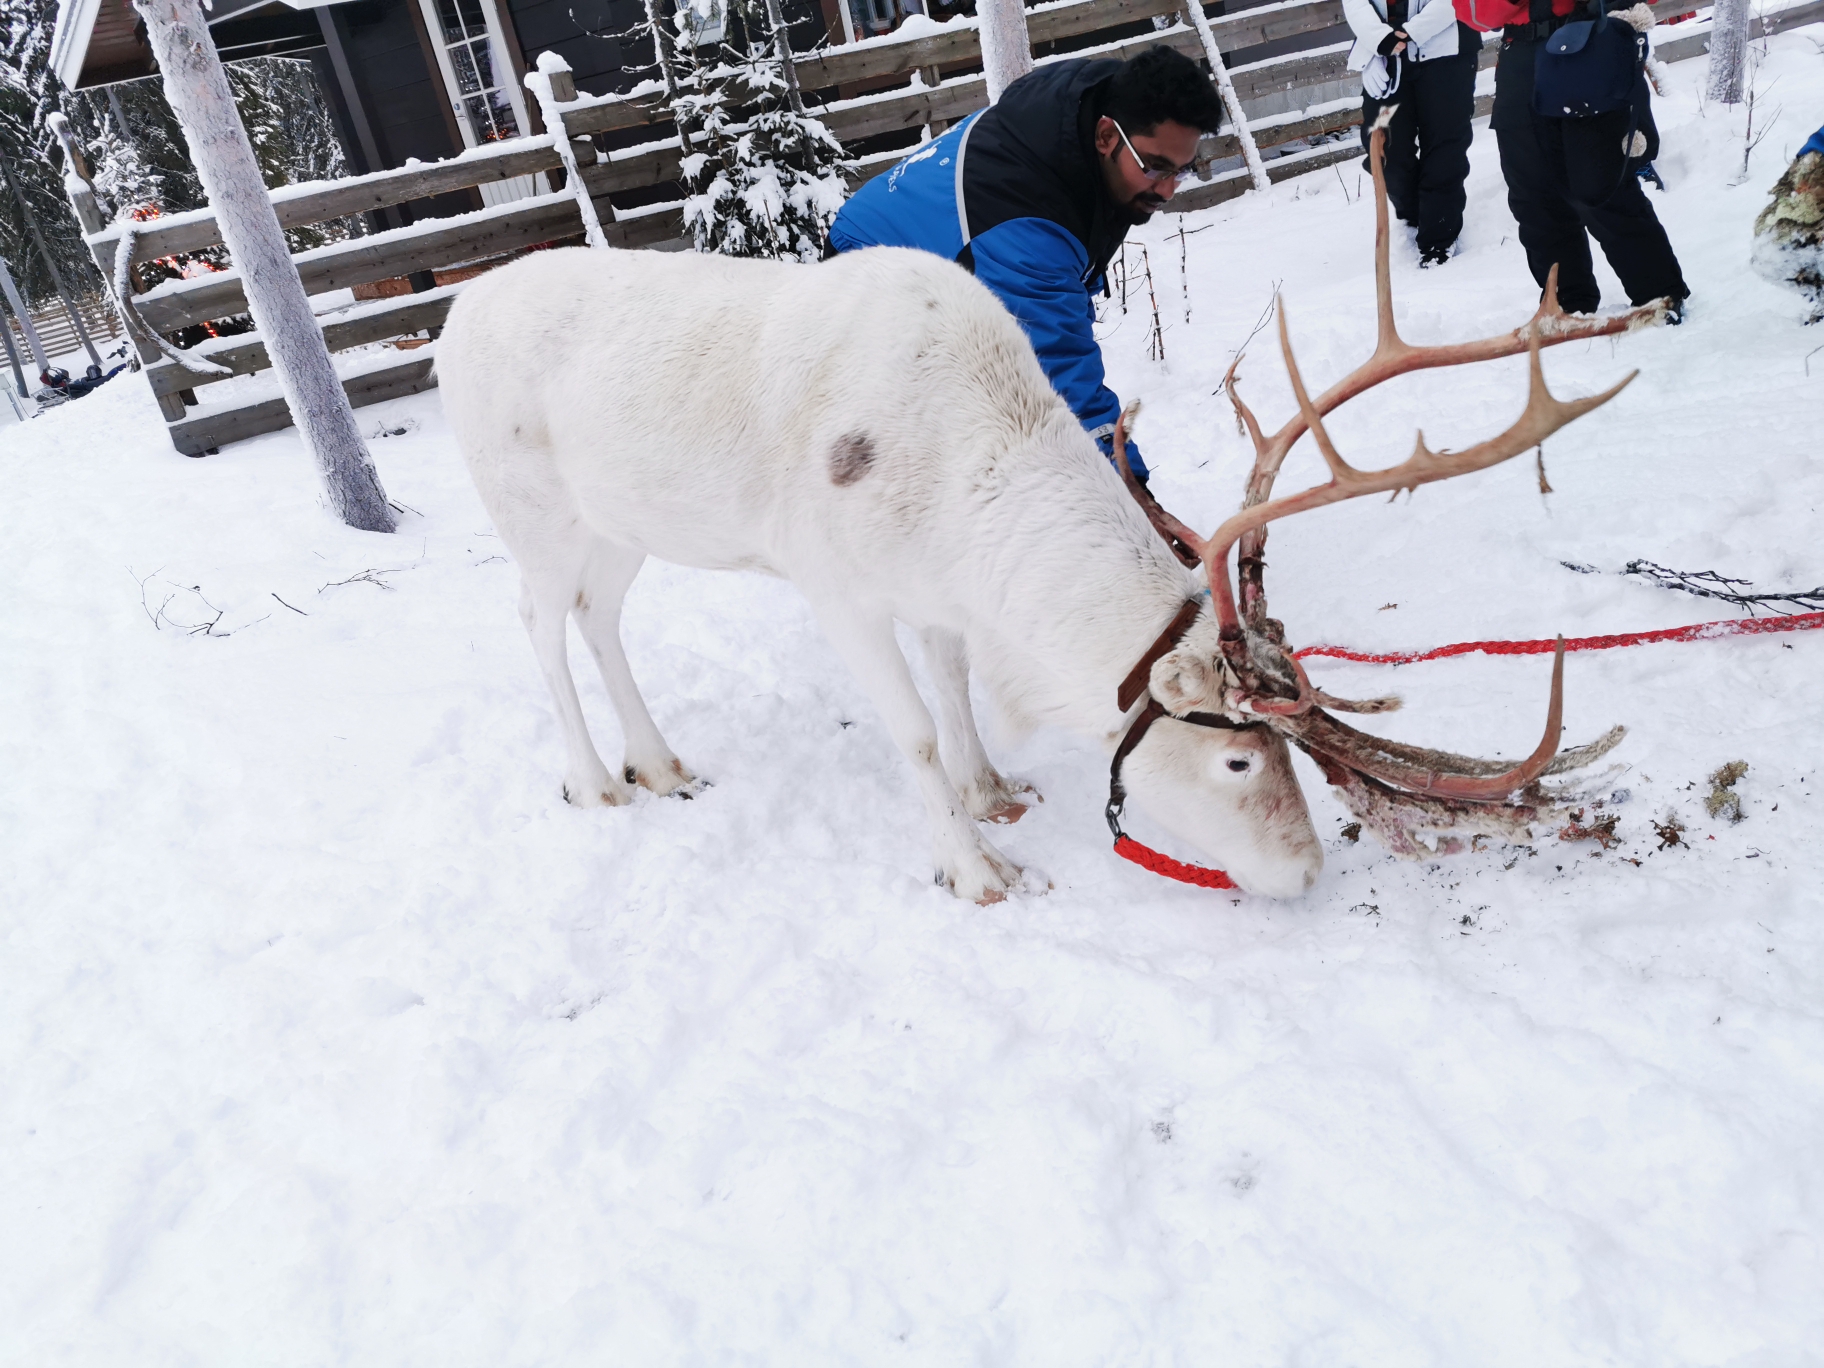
[1227,758,1251,773]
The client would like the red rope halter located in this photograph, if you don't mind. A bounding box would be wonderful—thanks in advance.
[1116,610,1823,890]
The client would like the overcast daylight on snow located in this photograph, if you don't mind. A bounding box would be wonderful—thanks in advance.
[4,0,1822,1359]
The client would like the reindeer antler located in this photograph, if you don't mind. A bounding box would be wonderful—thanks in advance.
[1113,118,1648,854]
[1204,303,1638,645]
[1222,113,1669,632]
[1110,401,1204,568]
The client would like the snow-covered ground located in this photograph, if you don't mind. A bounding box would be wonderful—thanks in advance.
[4,36,1822,1367]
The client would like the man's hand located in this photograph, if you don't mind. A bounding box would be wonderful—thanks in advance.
[1378,27,1410,55]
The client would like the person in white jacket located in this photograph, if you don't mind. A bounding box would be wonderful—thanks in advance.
[1343,0,1483,264]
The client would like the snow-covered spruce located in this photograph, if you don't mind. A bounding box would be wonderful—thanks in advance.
[670,0,847,263]
[1752,131,1824,322]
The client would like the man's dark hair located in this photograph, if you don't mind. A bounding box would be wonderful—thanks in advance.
[1099,47,1225,135]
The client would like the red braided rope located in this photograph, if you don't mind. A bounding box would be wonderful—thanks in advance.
[1114,835,1238,888]
[1119,610,1824,889]
[1291,610,1824,665]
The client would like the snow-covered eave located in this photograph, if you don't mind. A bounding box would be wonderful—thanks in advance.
[49,0,103,90]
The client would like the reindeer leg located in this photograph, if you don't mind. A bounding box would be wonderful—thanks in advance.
[571,538,701,797]
[918,627,1038,824]
[811,604,1021,903]
[518,572,633,809]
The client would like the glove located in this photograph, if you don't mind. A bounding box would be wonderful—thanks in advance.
[1378,28,1409,54]
[1096,433,1149,483]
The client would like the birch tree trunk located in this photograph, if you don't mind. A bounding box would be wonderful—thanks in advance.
[1706,0,1751,105]
[0,298,28,397]
[978,0,1034,104]
[0,151,103,369]
[762,0,806,115]
[0,258,49,371]
[133,0,396,532]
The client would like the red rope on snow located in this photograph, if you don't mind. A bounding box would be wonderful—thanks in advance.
[1120,610,1824,890]
[1291,610,1824,665]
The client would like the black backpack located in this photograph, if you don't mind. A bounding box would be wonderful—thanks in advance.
[1532,5,1646,118]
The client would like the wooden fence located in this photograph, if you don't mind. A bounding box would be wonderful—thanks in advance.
[3,292,123,370]
[55,0,1824,455]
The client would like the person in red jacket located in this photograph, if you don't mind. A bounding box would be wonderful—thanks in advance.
[1481,0,1688,317]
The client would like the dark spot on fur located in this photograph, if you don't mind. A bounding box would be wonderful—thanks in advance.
[576,590,589,611]
[829,432,876,487]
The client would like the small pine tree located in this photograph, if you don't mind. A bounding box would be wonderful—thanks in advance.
[85,90,167,221]
[224,57,359,252]
[671,0,847,263]
[0,0,106,305]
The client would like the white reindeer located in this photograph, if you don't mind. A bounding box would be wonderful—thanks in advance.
[438,134,1650,901]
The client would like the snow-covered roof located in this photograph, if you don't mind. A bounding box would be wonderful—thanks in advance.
[48,0,103,89]
[50,0,360,89]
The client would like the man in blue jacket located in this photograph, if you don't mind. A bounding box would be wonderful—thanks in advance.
[829,47,1225,483]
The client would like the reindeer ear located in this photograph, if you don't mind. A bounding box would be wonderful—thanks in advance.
[1150,649,1226,715]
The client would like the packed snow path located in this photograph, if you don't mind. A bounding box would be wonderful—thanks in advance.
[4,39,1821,1366]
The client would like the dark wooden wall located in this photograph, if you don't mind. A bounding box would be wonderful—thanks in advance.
[311,0,476,220]
[503,0,834,98]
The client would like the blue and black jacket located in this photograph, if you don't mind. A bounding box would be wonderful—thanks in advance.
[829,59,1148,477]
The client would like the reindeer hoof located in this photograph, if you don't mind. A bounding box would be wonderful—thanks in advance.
[625,758,705,798]
[937,836,1021,903]
[563,777,631,807]
[966,777,1042,824]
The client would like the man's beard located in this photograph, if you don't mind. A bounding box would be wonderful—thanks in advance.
[1122,191,1167,225]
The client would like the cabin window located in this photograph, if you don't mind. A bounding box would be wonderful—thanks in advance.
[677,0,727,45]
[854,0,918,35]
[415,0,545,204]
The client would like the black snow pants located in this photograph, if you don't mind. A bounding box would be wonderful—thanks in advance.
[1361,22,1481,255]
[1492,36,1687,311]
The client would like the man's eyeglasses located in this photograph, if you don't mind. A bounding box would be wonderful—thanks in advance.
[1110,119,1199,187]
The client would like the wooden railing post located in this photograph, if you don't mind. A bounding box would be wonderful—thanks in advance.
[527,52,612,249]
[1181,0,1269,193]
[919,65,949,139]
[46,113,188,418]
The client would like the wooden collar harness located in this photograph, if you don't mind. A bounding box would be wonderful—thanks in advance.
[1106,599,1264,877]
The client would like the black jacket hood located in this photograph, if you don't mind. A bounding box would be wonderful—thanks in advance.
[961,59,1130,284]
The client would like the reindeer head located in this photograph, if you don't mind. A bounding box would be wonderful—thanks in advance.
[1110,121,1665,871]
